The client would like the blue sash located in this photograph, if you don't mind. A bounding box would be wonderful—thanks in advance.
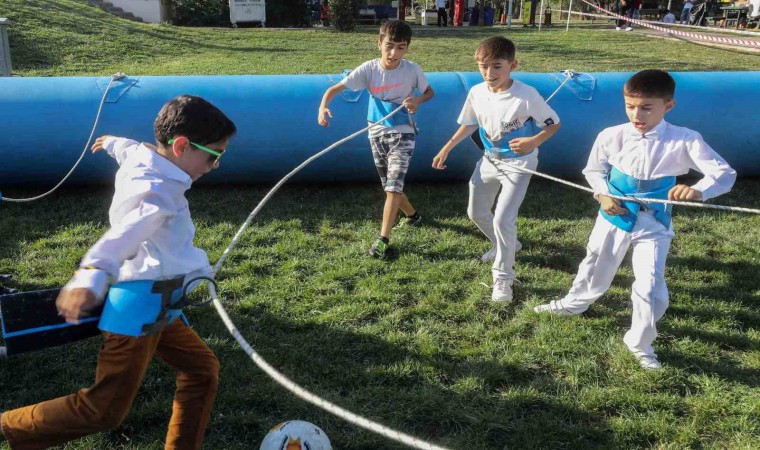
[480,118,537,159]
[98,276,187,337]
[367,97,414,130]
[601,166,675,232]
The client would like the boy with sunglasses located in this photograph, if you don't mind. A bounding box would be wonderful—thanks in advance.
[1,95,236,449]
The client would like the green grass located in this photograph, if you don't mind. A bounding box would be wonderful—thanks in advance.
[2,1,760,449]
[5,0,760,76]
[1,181,759,449]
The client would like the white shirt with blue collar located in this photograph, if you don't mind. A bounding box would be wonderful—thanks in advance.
[65,137,211,300]
[583,120,736,201]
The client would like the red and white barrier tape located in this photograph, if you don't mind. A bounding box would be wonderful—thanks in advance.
[551,8,760,37]
[576,0,760,48]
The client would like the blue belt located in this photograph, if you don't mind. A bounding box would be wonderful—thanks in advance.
[480,118,537,159]
[601,166,675,232]
[99,277,187,337]
[367,97,415,131]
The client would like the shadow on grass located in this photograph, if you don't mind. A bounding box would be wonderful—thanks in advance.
[200,306,615,448]
[0,304,615,449]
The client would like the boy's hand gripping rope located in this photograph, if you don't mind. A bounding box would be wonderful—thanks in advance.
[0,72,126,203]
[482,71,760,215]
[485,156,760,215]
[204,104,450,450]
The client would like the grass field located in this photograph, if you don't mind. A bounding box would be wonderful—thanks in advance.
[1,1,760,449]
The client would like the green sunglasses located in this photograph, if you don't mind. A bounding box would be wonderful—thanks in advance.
[167,139,224,165]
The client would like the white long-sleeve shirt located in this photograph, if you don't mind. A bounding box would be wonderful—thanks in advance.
[66,137,211,300]
[583,120,736,201]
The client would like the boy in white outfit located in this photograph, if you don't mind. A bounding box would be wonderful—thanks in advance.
[534,70,736,370]
[432,36,561,303]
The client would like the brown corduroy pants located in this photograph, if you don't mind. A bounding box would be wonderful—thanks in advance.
[1,320,219,450]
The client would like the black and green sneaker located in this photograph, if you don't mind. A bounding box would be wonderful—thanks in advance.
[369,237,397,260]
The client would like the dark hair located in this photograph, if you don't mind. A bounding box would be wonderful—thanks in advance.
[154,95,237,147]
[378,20,413,44]
[475,36,516,62]
[624,70,676,101]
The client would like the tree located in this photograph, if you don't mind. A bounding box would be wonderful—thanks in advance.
[331,0,360,31]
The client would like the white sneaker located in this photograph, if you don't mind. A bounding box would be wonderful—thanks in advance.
[615,26,621,31]
[625,26,633,31]
[636,354,662,370]
[491,277,513,303]
[533,301,576,316]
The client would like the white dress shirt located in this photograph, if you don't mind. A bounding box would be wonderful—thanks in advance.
[583,120,736,201]
[66,137,211,300]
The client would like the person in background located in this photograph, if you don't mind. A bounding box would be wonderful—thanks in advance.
[436,0,449,26]
[681,0,694,24]
[616,0,635,30]
[320,0,330,27]
[662,10,676,23]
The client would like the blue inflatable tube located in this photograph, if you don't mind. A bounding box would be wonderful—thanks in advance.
[0,71,758,186]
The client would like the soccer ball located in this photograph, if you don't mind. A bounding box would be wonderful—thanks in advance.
[259,420,333,450]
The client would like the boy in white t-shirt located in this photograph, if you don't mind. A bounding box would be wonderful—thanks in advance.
[432,36,561,302]
[318,20,435,260]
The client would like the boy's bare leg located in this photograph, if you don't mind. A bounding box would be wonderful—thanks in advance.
[380,191,403,238]
[398,193,416,217]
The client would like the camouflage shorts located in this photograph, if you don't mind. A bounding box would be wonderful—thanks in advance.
[369,132,416,193]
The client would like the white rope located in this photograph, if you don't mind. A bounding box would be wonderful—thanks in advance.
[207,104,449,450]
[1,73,126,203]
[545,70,574,103]
[488,69,759,215]
[208,285,447,450]
[484,156,760,214]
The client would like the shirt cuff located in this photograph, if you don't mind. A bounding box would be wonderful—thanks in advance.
[689,179,716,201]
[64,268,111,302]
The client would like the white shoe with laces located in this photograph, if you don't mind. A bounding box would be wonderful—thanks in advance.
[480,240,522,262]
[533,300,577,316]
[636,353,662,370]
[491,277,513,303]
[615,26,621,31]
[625,26,633,31]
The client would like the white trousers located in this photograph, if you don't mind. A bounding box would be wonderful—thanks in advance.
[467,155,536,280]
[556,211,675,356]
